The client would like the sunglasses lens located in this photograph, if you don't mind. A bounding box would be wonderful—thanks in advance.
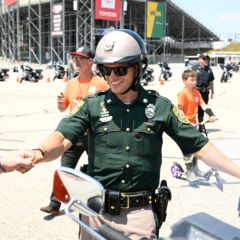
[98,64,134,77]
[114,66,128,76]
[98,66,111,76]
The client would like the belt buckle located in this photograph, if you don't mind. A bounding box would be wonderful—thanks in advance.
[121,196,130,208]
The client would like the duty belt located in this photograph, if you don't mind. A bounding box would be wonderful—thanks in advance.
[196,86,210,93]
[104,190,154,215]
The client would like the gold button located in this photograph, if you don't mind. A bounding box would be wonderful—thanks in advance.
[149,200,152,204]
[107,99,112,104]
[125,146,130,151]
[121,180,125,183]
[143,98,148,103]
[110,205,115,209]
[125,164,130,168]
[149,196,152,200]
[147,128,151,132]
[104,127,108,132]
[126,109,130,112]
[126,128,130,132]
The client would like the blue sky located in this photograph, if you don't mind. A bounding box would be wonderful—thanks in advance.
[171,0,240,41]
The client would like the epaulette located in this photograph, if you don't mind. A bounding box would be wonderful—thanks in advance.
[96,90,108,96]
[147,90,172,104]
[146,90,161,98]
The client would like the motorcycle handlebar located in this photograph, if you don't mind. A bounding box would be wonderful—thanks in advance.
[98,224,130,240]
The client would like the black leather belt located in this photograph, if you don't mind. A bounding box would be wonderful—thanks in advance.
[105,190,154,215]
[121,192,154,208]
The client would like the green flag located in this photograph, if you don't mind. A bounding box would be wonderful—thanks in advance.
[147,1,165,38]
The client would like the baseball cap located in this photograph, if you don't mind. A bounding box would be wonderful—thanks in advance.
[69,46,95,59]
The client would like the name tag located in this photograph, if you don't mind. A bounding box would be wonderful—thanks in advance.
[100,116,112,122]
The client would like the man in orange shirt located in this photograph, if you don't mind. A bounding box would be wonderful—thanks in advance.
[40,47,109,214]
[177,69,217,181]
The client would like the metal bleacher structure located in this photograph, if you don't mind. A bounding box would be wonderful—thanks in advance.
[0,0,219,64]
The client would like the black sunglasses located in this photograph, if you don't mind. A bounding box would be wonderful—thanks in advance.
[98,64,135,77]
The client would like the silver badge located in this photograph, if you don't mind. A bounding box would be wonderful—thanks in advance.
[104,41,115,51]
[145,104,156,119]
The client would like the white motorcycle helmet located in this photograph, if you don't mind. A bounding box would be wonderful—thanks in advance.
[94,29,148,91]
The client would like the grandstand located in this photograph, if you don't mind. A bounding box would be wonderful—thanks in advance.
[0,0,219,64]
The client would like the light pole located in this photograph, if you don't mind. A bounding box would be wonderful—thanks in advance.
[234,33,240,42]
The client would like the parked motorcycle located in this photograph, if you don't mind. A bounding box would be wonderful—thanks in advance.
[220,64,233,83]
[20,63,43,83]
[53,62,65,81]
[53,167,240,240]
[232,63,239,72]
[0,68,9,81]
[141,67,154,86]
[159,62,172,81]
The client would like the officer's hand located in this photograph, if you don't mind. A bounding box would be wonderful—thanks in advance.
[208,116,217,123]
[1,151,35,173]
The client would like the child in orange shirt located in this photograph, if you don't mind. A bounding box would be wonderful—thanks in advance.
[177,70,217,181]
[178,70,216,124]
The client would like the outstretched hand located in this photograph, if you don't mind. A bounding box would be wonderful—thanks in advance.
[0,151,35,173]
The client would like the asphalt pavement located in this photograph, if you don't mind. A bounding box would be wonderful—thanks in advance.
[0,63,239,239]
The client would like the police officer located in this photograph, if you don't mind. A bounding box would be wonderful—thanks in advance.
[192,54,215,129]
[21,30,240,240]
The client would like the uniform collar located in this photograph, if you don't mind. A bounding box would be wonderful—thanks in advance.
[198,64,206,70]
[136,87,151,105]
[104,87,150,106]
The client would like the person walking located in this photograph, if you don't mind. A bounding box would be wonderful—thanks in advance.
[40,47,109,214]
[191,54,215,131]
[177,69,217,181]
[17,30,240,240]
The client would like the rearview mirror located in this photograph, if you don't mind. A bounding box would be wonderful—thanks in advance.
[53,166,104,216]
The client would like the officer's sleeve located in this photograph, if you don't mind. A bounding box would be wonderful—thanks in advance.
[209,67,215,81]
[56,98,91,145]
[163,104,208,155]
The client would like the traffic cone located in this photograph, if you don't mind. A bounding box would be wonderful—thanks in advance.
[16,73,20,82]
[46,69,51,82]
[46,75,51,82]
[63,72,68,82]
[159,79,165,85]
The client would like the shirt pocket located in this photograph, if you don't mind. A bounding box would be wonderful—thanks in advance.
[132,121,161,155]
[93,119,122,153]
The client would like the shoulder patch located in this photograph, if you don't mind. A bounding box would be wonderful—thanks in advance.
[67,100,84,118]
[172,105,190,124]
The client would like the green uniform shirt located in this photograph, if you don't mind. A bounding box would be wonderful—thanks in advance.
[56,87,208,192]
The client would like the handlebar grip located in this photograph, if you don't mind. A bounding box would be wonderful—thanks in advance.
[98,224,130,240]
